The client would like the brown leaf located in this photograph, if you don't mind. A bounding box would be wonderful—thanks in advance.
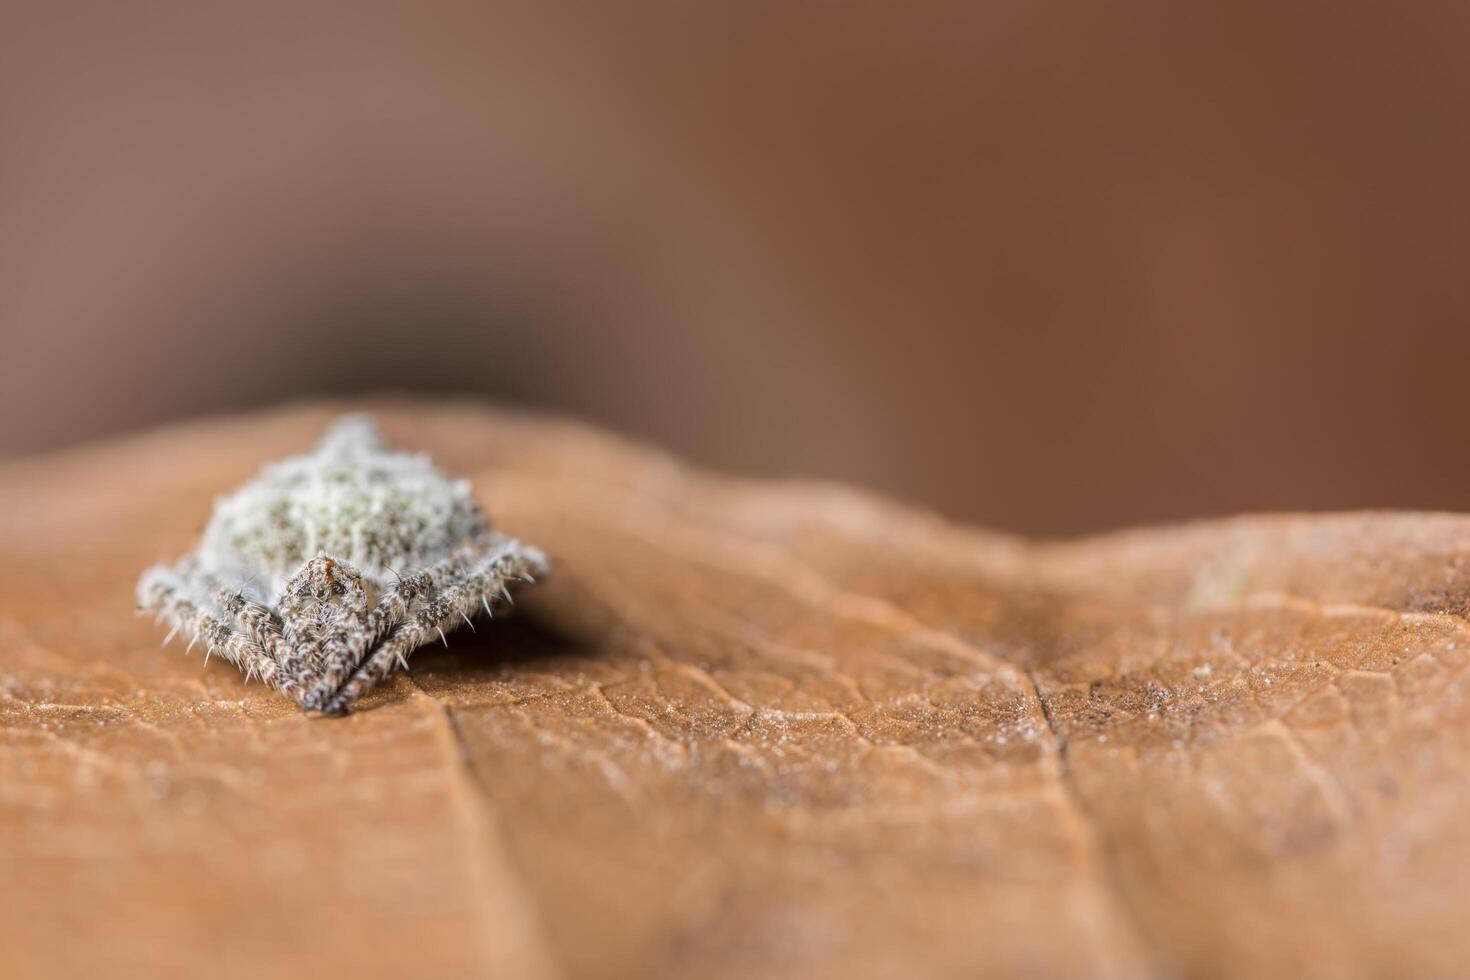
[2,402,1467,979]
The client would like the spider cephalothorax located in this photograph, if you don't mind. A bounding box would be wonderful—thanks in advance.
[137,415,548,714]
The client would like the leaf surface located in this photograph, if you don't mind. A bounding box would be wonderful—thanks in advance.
[2,403,1466,979]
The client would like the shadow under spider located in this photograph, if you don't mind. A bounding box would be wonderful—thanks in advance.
[339,603,601,712]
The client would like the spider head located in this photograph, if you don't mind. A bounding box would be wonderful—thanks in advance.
[278,554,377,640]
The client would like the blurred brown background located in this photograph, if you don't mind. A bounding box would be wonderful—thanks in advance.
[2,1,1466,536]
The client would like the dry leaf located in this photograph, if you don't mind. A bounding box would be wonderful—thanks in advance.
[2,402,1467,979]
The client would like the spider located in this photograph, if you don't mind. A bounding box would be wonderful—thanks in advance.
[137,415,548,714]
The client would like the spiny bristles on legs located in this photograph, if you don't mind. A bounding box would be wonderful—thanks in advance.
[311,543,545,715]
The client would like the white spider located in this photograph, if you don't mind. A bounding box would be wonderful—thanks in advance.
[137,415,548,714]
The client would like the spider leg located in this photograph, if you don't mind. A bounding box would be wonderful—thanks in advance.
[300,540,504,707]
[362,534,548,645]
[215,588,332,697]
[362,568,436,646]
[308,624,371,708]
[192,569,321,688]
[299,567,442,711]
[214,588,287,651]
[316,607,444,713]
[138,566,310,705]
[313,541,547,714]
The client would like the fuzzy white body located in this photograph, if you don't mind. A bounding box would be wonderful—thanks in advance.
[137,416,548,713]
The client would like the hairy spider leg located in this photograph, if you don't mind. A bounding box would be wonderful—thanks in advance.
[308,585,373,692]
[362,533,540,639]
[303,535,544,708]
[214,588,286,649]
[214,588,335,697]
[301,561,441,704]
[315,544,546,714]
[139,567,309,705]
